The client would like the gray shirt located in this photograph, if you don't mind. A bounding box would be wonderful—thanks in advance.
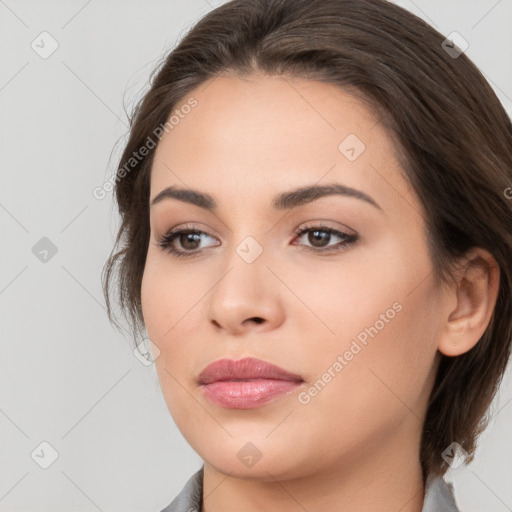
[160,466,461,511]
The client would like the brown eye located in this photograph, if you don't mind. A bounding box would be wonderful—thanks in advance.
[307,230,332,248]
[179,232,202,250]
[158,228,219,257]
[294,225,358,254]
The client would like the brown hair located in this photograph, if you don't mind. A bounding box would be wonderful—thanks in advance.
[102,0,512,477]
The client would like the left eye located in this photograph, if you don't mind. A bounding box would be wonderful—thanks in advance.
[293,226,358,252]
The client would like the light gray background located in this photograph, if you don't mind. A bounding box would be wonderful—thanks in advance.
[1,1,511,511]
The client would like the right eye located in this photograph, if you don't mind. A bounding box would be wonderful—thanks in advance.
[157,227,220,258]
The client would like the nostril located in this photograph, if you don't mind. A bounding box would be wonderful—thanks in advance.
[250,317,265,324]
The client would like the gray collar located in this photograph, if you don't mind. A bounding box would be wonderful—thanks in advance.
[422,472,460,511]
[160,466,460,512]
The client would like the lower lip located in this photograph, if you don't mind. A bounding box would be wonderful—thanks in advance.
[201,379,302,409]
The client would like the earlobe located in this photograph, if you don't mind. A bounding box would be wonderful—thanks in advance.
[437,247,500,357]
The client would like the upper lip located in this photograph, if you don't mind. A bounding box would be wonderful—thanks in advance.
[198,357,304,385]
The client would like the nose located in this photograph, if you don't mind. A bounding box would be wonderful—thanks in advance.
[206,247,285,336]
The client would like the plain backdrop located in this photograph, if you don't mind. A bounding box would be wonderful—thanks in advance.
[1,1,511,511]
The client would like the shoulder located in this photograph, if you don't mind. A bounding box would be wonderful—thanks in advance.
[159,466,204,512]
[422,473,461,512]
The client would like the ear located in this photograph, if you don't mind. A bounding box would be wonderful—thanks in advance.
[438,247,500,357]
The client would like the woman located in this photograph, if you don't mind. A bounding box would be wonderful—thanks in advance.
[102,0,512,510]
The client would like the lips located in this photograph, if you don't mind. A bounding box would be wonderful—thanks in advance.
[198,357,303,384]
[198,357,304,409]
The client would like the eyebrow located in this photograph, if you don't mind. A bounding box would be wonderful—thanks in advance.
[150,183,382,212]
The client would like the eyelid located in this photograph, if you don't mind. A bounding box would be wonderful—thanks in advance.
[293,220,356,237]
[158,222,220,241]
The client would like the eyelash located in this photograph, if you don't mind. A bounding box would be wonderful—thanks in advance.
[156,223,358,259]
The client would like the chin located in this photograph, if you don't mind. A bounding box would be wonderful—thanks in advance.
[196,438,311,482]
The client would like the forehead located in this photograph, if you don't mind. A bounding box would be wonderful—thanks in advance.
[149,72,421,221]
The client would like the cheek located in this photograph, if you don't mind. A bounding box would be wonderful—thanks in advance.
[281,233,433,348]
[291,282,440,467]
[141,252,205,342]
[141,253,212,395]
[141,259,198,420]
[141,261,167,342]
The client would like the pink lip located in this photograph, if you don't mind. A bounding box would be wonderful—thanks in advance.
[198,357,304,409]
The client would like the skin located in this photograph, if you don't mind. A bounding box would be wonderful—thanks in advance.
[141,72,500,512]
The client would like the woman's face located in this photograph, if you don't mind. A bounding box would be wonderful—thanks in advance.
[141,73,448,480]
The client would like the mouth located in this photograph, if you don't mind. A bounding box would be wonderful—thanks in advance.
[198,357,304,409]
